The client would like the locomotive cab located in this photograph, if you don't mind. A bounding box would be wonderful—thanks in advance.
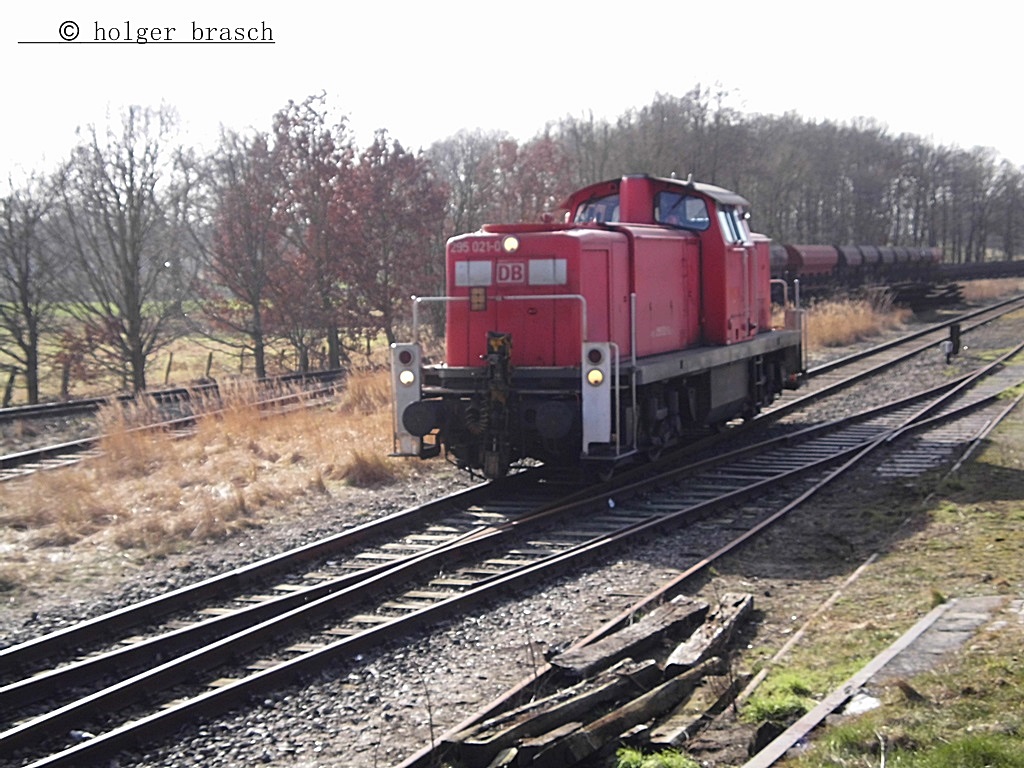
[392,174,805,479]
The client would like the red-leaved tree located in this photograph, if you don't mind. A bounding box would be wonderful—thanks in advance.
[196,129,284,378]
[272,95,357,370]
[349,131,448,348]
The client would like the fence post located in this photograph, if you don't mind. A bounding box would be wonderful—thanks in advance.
[61,361,71,400]
[2,371,15,407]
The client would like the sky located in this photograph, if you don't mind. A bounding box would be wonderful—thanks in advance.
[2,1,1017,183]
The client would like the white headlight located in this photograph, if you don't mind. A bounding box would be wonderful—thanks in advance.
[399,370,416,386]
[586,369,604,386]
[502,236,519,253]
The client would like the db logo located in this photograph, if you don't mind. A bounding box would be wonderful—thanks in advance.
[496,262,525,284]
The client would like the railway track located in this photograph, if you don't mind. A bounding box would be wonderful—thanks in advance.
[2,331,1022,767]
[778,293,1024,410]
[0,374,342,482]
[396,342,1024,768]
[0,369,344,424]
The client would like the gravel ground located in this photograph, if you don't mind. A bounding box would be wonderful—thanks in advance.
[2,309,1022,768]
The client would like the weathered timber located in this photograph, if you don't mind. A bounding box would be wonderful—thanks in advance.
[530,657,723,768]
[485,747,519,767]
[666,593,754,673]
[516,720,586,763]
[448,658,660,765]
[646,673,749,748]
[549,597,709,678]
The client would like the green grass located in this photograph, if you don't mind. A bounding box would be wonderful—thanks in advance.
[615,746,700,768]
[760,407,1024,766]
[803,718,1024,766]
[740,671,816,724]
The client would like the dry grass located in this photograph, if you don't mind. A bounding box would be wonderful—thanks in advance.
[0,371,410,571]
[797,278,1024,350]
[958,277,1024,303]
[0,300,912,566]
[805,295,912,349]
[775,293,911,351]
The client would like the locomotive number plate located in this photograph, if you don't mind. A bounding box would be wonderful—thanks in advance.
[451,238,502,254]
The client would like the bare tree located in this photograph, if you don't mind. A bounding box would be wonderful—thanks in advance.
[54,105,193,392]
[556,111,615,188]
[428,129,508,237]
[0,172,61,403]
[994,161,1023,259]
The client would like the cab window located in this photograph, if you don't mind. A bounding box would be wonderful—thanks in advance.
[717,205,750,244]
[574,194,619,224]
[655,192,710,230]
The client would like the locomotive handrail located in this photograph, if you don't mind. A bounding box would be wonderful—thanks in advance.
[411,295,466,341]
[411,293,589,343]
[770,278,789,307]
[609,341,623,456]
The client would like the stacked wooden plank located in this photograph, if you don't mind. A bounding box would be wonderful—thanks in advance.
[444,593,754,767]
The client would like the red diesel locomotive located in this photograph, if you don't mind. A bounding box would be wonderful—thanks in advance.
[391,174,806,478]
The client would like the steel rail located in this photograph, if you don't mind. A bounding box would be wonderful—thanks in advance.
[2,329,1013,676]
[4,297,1018,478]
[4,305,1019,765]
[0,382,338,478]
[0,369,345,423]
[0,476,525,671]
[762,296,1024,423]
[1,347,1013,715]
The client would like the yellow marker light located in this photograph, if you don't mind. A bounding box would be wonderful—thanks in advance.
[586,369,604,386]
[502,236,519,253]
[399,370,416,386]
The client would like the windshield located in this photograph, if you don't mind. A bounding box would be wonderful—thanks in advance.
[573,193,619,224]
[655,192,710,230]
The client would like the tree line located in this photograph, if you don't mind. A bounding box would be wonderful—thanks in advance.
[2,87,1021,404]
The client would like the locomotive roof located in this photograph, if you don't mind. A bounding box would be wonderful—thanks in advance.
[561,174,752,211]
[645,175,751,207]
